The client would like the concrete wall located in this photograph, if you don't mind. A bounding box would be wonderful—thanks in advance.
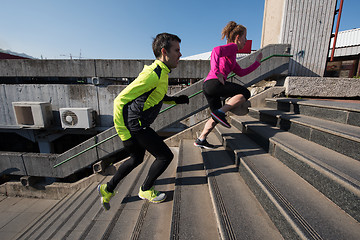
[0,59,210,79]
[285,77,360,98]
[0,43,291,130]
[261,0,337,77]
[0,84,187,129]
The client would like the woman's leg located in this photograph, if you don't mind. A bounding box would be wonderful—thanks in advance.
[214,81,250,113]
[195,80,222,145]
[219,93,247,113]
[196,79,250,143]
[198,118,217,140]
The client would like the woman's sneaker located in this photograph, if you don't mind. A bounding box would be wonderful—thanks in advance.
[98,184,115,210]
[138,186,166,203]
[194,138,215,149]
[211,109,231,128]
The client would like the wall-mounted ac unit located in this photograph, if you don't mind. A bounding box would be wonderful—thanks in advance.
[12,102,53,128]
[59,108,96,129]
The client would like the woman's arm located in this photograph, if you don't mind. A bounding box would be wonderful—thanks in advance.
[210,43,239,79]
[233,52,262,77]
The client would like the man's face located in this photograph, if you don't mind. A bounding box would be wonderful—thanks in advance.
[163,40,182,69]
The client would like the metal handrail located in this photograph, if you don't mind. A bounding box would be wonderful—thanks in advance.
[53,53,292,168]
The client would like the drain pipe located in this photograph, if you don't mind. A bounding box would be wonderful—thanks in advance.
[330,0,344,62]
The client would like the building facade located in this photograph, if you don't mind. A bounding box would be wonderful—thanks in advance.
[261,0,338,77]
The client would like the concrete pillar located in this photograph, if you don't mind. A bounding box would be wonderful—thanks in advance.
[261,0,286,47]
[38,140,54,153]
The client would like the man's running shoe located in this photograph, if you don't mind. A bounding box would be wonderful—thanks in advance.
[194,138,216,149]
[98,184,115,210]
[211,109,231,128]
[138,186,166,203]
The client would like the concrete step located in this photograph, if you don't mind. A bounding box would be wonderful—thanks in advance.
[15,179,105,240]
[0,197,58,240]
[229,114,360,222]
[265,98,360,127]
[199,133,283,240]
[15,149,178,240]
[65,156,148,240]
[170,139,219,239]
[100,148,178,240]
[19,178,118,240]
[248,107,360,160]
[214,124,360,240]
[130,148,178,240]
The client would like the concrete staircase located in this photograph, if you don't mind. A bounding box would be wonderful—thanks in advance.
[13,98,360,239]
[212,98,360,239]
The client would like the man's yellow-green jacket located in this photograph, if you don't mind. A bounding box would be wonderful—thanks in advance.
[113,60,176,141]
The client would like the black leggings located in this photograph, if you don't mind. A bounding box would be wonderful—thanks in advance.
[203,79,250,111]
[107,127,173,193]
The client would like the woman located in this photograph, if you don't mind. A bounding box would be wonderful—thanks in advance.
[194,21,263,149]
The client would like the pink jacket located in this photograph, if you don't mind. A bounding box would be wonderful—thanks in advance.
[205,43,260,81]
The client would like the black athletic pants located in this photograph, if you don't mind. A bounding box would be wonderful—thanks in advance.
[203,79,251,111]
[107,127,173,193]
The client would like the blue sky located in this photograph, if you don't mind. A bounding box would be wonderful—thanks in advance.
[1,0,359,59]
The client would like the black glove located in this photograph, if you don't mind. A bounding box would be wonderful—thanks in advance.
[175,95,189,104]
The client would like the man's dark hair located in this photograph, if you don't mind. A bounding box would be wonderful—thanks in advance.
[152,33,181,58]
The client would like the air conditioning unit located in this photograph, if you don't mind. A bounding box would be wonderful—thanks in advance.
[12,102,53,128]
[59,108,96,129]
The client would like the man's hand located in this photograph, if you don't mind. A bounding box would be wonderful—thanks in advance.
[175,95,189,104]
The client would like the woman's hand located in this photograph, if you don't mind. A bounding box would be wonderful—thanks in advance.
[256,52,263,63]
[217,73,225,85]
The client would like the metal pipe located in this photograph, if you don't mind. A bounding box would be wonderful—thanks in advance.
[330,0,344,62]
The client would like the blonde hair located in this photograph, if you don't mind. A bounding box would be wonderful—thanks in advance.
[221,21,246,43]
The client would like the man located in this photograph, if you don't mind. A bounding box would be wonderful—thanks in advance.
[98,33,188,210]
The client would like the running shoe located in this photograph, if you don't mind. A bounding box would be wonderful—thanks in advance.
[194,138,216,149]
[211,109,231,128]
[98,184,115,210]
[138,186,166,203]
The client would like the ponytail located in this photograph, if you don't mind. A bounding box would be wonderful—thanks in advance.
[221,21,246,43]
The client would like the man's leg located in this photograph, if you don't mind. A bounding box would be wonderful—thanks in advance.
[98,138,146,210]
[132,127,173,203]
[106,139,146,193]
[134,127,174,191]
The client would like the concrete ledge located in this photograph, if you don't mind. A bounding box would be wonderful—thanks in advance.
[0,152,27,176]
[0,59,210,79]
[285,77,360,98]
[0,173,105,199]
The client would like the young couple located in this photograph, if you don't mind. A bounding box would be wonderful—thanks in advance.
[98,21,262,210]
